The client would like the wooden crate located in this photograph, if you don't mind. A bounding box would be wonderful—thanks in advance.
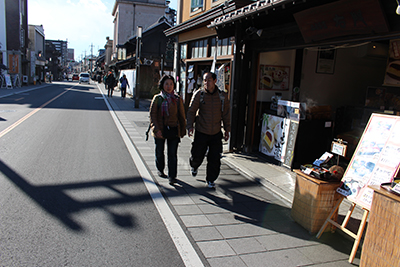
[291,170,341,233]
[360,186,400,267]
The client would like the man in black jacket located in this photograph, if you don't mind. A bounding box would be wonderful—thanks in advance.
[106,71,116,97]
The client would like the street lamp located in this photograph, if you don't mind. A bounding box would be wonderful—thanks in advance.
[134,26,143,108]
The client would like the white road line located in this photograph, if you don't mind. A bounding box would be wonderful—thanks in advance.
[96,84,204,267]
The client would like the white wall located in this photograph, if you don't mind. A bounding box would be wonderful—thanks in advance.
[118,69,136,96]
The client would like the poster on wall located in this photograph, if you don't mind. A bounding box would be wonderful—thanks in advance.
[316,48,336,74]
[337,113,400,210]
[259,65,290,90]
[383,39,400,87]
[8,54,19,74]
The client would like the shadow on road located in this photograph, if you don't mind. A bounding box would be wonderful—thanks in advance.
[0,159,151,231]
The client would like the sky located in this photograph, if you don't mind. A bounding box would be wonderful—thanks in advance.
[28,0,178,61]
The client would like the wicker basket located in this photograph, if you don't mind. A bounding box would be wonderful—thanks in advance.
[291,170,341,234]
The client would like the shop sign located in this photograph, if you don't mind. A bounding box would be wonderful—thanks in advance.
[8,54,19,74]
[337,113,400,210]
[294,0,388,43]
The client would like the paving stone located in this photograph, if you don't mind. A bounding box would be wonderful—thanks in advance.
[180,214,212,227]
[188,226,223,241]
[240,248,313,267]
[227,237,266,254]
[205,213,245,225]
[173,204,203,215]
[208,256,247,267]
[255,232,319,251]
[197,240,236,258]
[216,223,276,239]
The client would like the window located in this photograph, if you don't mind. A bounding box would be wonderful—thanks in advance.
[191,0,203,13]
[191,39,208,59]
[180,44,187,60]
[211,37,234,57]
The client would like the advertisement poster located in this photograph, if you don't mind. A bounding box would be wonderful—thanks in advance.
[383,39,400,87]
[260,101,301,166]
[259,65,289,90]
[259,114,286,161]
[338,114,400,210]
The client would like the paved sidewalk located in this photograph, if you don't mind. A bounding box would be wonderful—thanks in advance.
[1,82,362,266]
[94,82,362,267]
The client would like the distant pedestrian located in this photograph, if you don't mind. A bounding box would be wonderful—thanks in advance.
[149,75,186,185]
[119,74,129,98]
[106,71,116,97]
[186,72,231,189]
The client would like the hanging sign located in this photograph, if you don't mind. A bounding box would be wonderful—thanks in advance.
[294,0,388,43]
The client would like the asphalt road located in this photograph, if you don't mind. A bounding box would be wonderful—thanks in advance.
[0,82,186,266]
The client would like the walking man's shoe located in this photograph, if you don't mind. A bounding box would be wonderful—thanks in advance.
[191,167,198,177]
[169,177,177,185]
[158,171,167,178]
[207,181,215,189]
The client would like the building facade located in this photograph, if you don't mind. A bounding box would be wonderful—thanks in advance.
[45,39,68,80]
[4,0,29,86]
[167,0,400,169]
[28,24,46,84]
[111,0,167,61]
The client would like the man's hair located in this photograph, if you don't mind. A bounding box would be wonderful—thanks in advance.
[204,72,217,80]
[158,74,176,90]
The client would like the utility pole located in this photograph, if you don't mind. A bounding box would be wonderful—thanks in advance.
[135,26,142,109]
[90,43,94,73]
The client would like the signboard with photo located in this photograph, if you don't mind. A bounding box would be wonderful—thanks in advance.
[383,39,400,87]
[259,65,290,90]
[337,113,400,210]
[259,100,301,168]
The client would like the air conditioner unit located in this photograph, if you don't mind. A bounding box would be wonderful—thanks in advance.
[23,75,28,83]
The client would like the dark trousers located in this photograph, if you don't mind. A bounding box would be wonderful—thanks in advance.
[121,87,126,98]
[107,84,114,96]
[155,137,180,178]
[190,131,222,183]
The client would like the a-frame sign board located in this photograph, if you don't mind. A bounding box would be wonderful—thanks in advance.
[317,113,400,263]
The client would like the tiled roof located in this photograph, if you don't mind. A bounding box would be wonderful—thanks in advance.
[209,0,292,28]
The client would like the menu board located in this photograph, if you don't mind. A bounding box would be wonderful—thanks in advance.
[338,113,400,210]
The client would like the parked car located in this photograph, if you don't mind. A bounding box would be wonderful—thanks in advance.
[72,74,79,81]
[79,73,90,84]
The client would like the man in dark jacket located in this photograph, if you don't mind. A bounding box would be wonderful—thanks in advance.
[186,72,231,188]
[106,71,115,97]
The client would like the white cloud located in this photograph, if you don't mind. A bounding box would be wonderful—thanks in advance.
[28,0,113,60]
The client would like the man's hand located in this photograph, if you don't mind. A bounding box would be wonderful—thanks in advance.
[188,128,194,137]
[224,131,230,141]
[156,130,163,139]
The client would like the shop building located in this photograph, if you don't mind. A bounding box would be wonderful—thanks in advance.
[168,0,400,168]
[28,25,46,84]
